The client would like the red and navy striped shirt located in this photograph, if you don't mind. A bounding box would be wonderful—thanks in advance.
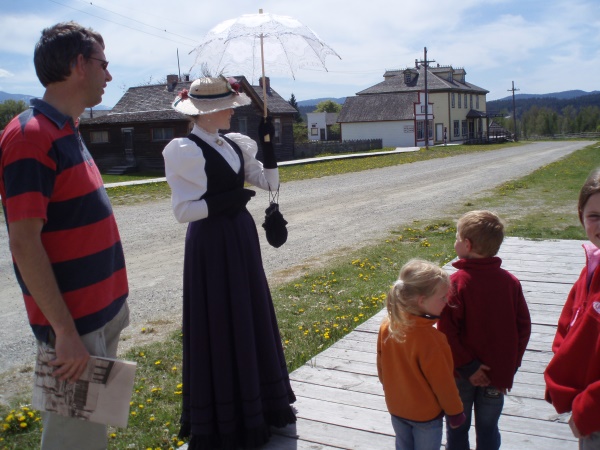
[0,99,128,343]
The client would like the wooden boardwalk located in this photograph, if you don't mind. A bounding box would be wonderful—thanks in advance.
[261,237,586,449]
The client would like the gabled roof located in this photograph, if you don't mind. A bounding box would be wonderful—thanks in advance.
[358,65,488,96]
[337,92,419,123]
[83,76,296,125]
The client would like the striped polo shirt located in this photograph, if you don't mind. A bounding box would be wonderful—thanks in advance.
[0,99,128,343]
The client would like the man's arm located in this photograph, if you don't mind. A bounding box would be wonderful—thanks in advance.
[9,218,89,382]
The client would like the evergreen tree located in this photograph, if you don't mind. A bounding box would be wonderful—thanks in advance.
[288,93,302,123]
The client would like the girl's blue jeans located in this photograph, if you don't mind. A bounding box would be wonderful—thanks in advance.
[390,413,443,450]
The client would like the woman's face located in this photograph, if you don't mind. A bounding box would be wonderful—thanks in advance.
[210,108,234,130]
[583,192,600,249]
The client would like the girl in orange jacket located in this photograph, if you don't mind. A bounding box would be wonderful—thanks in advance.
[377,259,465,450]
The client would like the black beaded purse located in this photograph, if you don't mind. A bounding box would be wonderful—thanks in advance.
[262,185,288,248]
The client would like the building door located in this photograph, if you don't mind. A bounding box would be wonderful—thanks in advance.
[435,123,443,142]
[121,128,135,164]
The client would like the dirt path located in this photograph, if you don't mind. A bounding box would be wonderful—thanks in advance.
[0,141,591,403]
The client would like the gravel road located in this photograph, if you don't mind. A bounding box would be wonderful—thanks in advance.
[0,141,592,386]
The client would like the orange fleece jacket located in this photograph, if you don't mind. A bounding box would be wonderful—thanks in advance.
[377,315,464,421]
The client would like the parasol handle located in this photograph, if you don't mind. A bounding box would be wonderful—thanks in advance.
[259,9,267,120]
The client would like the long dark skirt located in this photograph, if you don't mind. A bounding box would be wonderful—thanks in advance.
[179,209,296,449]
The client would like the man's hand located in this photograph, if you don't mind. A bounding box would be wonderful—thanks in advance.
[569,415,583,438]
[47,331,90,382]
[468,364,491,386]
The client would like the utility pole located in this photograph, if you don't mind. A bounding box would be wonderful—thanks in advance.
[417,47,435,149]
[508,81,519,141]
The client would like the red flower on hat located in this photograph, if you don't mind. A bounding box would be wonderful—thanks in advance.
[227,77,241,95]
[178,89,189,100]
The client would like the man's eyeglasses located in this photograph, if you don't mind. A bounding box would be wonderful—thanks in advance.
[88,56,109,71]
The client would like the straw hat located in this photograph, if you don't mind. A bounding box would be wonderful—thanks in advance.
[172,76,251,116]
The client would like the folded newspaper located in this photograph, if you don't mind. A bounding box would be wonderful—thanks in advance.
[32,344,137,428]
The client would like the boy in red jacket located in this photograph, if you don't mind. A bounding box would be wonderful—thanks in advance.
[439,210,531,450]
[545,168,600,447]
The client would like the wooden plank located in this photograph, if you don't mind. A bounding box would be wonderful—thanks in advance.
[290,365,382,396]
[271,418,396,450]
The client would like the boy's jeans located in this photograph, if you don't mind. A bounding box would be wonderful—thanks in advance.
[391,414,443,450]
[446,377,504,450]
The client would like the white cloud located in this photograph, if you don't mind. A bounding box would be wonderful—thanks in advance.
[1,0,599,104]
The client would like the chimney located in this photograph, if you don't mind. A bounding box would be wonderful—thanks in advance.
[259,76,271,93]
[166,74,178,92]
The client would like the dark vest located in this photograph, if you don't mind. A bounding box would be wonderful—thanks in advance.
[186,134,245,200]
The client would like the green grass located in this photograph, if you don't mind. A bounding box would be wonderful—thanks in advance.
[102,143,524,206]
[2,141,598,449]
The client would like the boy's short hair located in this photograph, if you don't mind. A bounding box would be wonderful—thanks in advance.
[34,21,104,87]
[579,168,600,224]
[457,210,504,257]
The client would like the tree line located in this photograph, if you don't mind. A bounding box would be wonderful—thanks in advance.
[0,100,28,131]
[488,93,600,137]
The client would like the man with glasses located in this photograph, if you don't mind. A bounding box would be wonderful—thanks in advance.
[0,21,128,449]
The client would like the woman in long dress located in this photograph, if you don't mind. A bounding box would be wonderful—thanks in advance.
[162,76,296,449]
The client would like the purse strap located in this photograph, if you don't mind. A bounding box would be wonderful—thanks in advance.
[267,183,280,204]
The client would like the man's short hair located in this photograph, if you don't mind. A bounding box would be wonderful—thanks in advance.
[457,210,504,257]
[34,21,104,87]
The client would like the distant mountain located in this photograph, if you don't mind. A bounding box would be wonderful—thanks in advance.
[487,91,600,120]
[493,90,599,102]
[297,97,346,106]
[0,91,112,110]
[0,91,35,103]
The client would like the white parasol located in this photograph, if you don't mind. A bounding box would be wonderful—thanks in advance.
[190,9,341,118]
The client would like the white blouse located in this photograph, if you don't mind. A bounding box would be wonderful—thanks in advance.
[163,124,279,223]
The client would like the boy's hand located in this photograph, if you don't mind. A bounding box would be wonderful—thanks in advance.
[469,364,491,386]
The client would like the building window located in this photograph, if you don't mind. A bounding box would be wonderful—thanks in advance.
[428,120,433,139]
[476,95,480,109]
[311,127,318,136]
[90,130,109,143]
[462,120,467,136]
[453,120,460,137]
[416,121,424,139]
[274,118,281,144]
[451,93,455,108]
[464,94,467,109]
[458,94,462,109]
[404,73,411,83]
[470,94,473,109]
[151,128,174,141]
[238,117,248,135]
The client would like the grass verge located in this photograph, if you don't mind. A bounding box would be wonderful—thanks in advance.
[1,141,598,449]
[103,143,523,206]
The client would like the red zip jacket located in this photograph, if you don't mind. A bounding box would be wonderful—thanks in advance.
[545,243,600,436]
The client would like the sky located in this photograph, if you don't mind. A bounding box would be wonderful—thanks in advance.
[1,0,599,108]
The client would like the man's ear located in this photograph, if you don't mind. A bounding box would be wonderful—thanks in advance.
[70,54,87,79]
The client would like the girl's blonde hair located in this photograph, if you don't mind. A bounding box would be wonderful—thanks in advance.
[386,259,449,342]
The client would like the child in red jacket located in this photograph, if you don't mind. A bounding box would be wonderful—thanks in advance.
[377,259,465,450]
[545,168,600,446]
[438,210,531,450]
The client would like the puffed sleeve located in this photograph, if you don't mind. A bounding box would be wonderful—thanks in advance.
[162,138,209,223]
[225,133,279,191]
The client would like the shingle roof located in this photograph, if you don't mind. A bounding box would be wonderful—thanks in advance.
[249,84,298,115]
[337,92,419,123]
[82,76,296,125]
[358,65,488,96]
